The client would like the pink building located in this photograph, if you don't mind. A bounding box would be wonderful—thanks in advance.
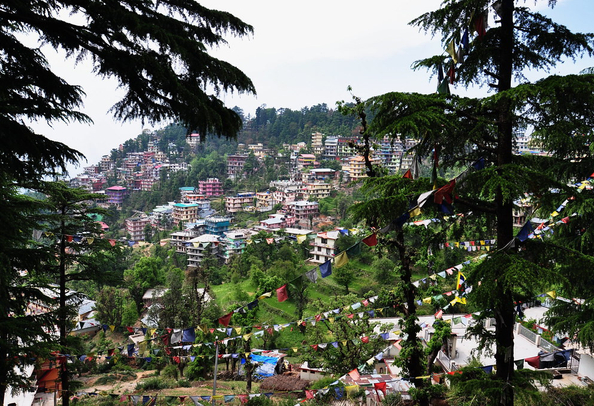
[198,178,223,196]
[105,185,127,205]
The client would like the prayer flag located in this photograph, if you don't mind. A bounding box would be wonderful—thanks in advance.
[517,222,534,242]
[319,260,332,278]
[456,271,466,289]
[276,284,288,302]
[334,251,349,268]
[218,312,233,327]
[305,268,318,283]
[297,235,307,244]
[403,169,413,179]
[348,368,360,381]
[347,242,361,256]
[362,233,378,247]
[446,40,458,63]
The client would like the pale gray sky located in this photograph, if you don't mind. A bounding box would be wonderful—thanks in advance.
[31,0,594,175]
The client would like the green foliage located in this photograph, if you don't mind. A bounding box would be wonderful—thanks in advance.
[135,376,175,390]
[301,296,392,376]
[245,395,273,406]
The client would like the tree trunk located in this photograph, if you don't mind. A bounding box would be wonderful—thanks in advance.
[59,217,70,406]
[395,231,428,406]
[494,2,516,405]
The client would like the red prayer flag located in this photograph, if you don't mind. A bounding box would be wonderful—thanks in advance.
[402,169,413,179]
[362,233,378,247]
[126,327,134,333]
[347,314,354,319]
[434,179,456,204]
[362,299,369,307]
[305,391,315,399]
[218,312,233,327]
[525,355,540,369]
[435,309,443,319]
[361,336,370,344]
[311,344,318,351]
[276,284,288,302]
[374,382,387,395]
[315,314,322,322]
[348,368,360,381]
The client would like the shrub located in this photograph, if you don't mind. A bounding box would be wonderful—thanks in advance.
[161,364,179,380]
[135,376,175,390]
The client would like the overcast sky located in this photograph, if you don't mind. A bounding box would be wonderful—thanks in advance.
[33,0,594,176]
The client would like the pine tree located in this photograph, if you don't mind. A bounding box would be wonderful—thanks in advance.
[1,1,255,183]
[363,1,594,404]
[37,181,122,406]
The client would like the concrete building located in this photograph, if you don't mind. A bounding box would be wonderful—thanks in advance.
[172,202,199,225]
[256,191,273,211]
[169,225,205,253]
[125,211,151,241]
[204,216,231,236]
[303,182,332,200]
[105,185,127,206]
[309,230,340,264]
[186,234,221,267]
[286,200,319,220]
[226,192,256,213]
[198,178,223,196]
[221,229,252,263]
[227,154,248,180]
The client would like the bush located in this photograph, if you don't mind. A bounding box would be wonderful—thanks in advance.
[177,378,192,387]
[161,364,179,380]
[135,376,175,390]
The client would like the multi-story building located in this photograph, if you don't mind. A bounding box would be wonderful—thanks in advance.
[342,155,379,181]
[186,234,221,267]
[227,154,248,180]
[303,168,338,183]
[172,203,199,225]
[323,136,338,160]
[198,178,223,196]
[226,193,255,213]
[258,213,296,230]
[303,182,332,200]
[287,200,319,220]
[221,229,251,263]
[204,216,231,236]
[105,185,127,206]
[179,186,196,200]
[125,212,151,241]
[272,186,301,206]
[297,154,316,170]
[311,132,324,156]
[100,155,114,172]
[337,137,358,158]
[170,226,204,253]
[256,191,273,211]
[309,230,340,264]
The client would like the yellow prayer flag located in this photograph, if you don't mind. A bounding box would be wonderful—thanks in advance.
[546,291,557,299]
[297,235,306,244]
[109,325,115,332]
[243,333,253,341]
[258,292,272,300]
[551,211,559,217]
[86,237,94,245]
[422,297,432,304]
[234,327,242,335]
[446,40,458,63]
[366,358,374,365]
[292,347,299,353]
[334,251,349,268]
[328,317,335,324]
[409,207,422,217]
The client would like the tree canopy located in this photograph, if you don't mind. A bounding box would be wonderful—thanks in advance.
[1,0,256,182]
[357,1,594,405]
